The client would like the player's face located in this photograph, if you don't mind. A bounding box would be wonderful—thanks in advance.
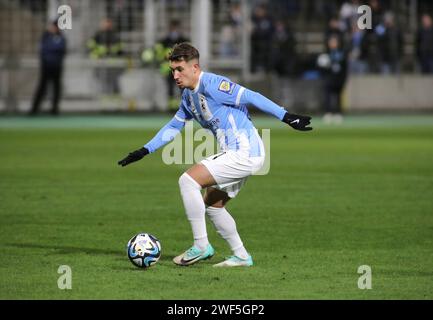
[170,59,200,90]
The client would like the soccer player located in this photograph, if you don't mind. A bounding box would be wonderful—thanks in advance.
[118,43,312,267]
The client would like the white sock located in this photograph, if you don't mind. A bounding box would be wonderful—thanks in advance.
[178,173,209,251]
[206,206,249,259]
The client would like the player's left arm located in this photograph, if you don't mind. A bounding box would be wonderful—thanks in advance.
[209,77,312,131]
[239,88,313,131]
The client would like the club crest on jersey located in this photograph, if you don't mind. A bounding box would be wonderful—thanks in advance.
[199,94,213,121]
[218,80,235,94]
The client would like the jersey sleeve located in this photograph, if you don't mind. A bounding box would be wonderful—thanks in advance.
[238,88,287,120]
[207,75,246,107]
[207,75,287,120]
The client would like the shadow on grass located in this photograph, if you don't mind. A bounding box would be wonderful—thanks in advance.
[110,253,216,271]
[6,242,123,257]
[6,243,217,272]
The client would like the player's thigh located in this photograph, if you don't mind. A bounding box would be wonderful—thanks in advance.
[185,163,217,189]
[203,187,231,208]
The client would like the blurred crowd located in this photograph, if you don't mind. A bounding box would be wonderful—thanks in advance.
[27,0,433,117]
[240,0,433,76]
[232,0,433,122]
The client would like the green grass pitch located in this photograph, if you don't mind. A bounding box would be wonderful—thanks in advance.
[0,114,432,299]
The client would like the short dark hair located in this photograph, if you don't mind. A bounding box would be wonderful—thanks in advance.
[168,43,200,62]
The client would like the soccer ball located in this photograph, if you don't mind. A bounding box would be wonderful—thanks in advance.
[126,233,161,269]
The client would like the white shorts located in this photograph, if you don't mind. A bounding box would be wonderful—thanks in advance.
[200,150,265,198]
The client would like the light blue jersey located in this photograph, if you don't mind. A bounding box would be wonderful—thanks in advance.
[145,72,287,157]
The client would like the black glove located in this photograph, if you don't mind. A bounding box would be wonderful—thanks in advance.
[118,147,149,167]
[282,112,313,131]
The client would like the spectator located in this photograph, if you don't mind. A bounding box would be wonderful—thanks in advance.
[360,28,381,73]
[417,14,433,74]
[161,20,189,49]
[340,0,360,32]
[87,18,124,95]
[376,12,403,74]
[325,16,346,50]
[355,0,385,74]
[318,36,348,124]
[219,3,243,58]
[348,22,368,74]
[30,20,66,116]
[228,2,243,27]
[219,25,237,57]
[271,20,297,77]
[271,20,297,107]
[369,0,384,30]
[250,4,274,73]
[160,20,189,110]
[87,18,123,59]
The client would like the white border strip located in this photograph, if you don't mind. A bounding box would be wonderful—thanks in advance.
[236,87,245,106]
[174,115,187,122]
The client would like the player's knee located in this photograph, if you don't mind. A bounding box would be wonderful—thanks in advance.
[206,206,219,217]
[178,172,201,190]
[178,173,190,187]
[206,206,229,218]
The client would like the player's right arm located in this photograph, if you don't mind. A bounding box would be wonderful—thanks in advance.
[118,101,191,167]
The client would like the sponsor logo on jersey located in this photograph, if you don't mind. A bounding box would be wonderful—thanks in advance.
[218,80,235,94]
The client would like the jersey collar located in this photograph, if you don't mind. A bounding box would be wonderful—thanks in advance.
[192,71,204,94]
